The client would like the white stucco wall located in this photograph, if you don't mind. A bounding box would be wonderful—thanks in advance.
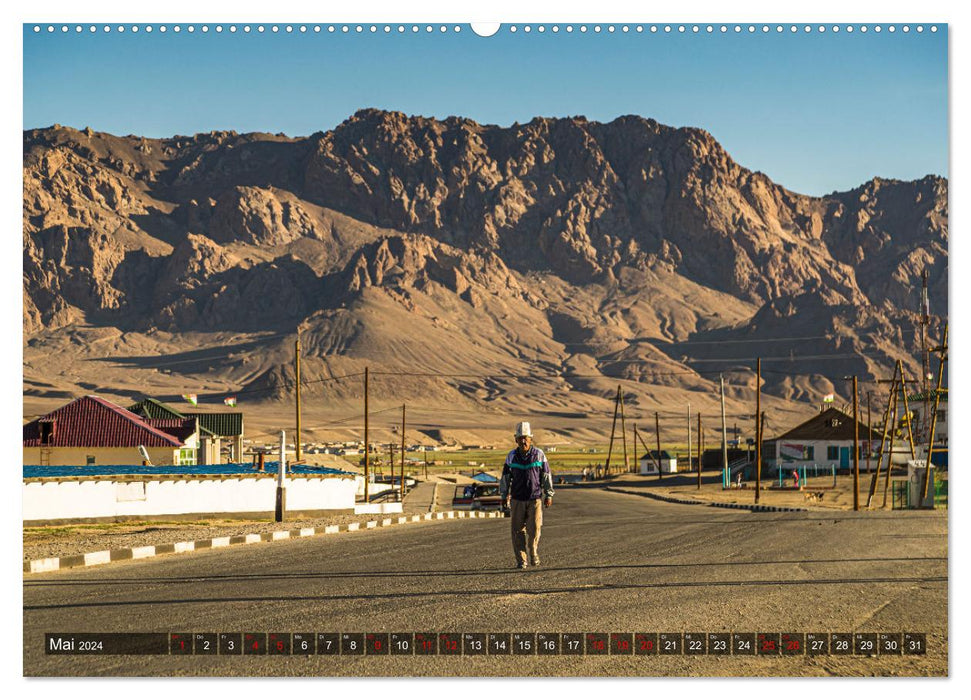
[23,475,357,522]
[639,457,678,475]
[772,439,872,473]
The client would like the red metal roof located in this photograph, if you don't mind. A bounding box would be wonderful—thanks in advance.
[23,395,183,448]
[146,418,199,444]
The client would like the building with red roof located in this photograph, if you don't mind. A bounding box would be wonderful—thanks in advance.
[23,395,196,467]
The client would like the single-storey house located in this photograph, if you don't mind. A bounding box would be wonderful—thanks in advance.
[639,450,679,475]
[23,395,191,466]
[767,407,877,474]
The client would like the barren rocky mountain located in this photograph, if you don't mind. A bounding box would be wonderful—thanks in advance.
[22,110,947,440]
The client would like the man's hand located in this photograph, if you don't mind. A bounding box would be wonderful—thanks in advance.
[544,497,553,508]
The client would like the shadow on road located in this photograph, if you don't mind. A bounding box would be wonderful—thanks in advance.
[24,572,947,612]
[25,555,946,588]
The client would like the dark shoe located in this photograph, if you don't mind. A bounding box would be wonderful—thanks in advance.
[531,558,541,567]
[516,562,528,569]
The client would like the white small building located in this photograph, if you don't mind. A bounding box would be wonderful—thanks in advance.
[639,450,679,475]
[767,407,877,474]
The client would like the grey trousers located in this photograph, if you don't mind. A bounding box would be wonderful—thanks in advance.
[510,498,543,565]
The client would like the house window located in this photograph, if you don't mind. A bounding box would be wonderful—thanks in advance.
[806,446,814,460]
[177,448,197,466]
[86,455,95,466]
[936,410,946,422]
[39,420,54,445]
[827,446,839,460]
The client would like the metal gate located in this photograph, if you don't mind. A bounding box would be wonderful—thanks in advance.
[892,481,909,510]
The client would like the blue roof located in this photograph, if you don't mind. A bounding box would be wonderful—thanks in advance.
[471,472,499,482]
[24,462,355,479]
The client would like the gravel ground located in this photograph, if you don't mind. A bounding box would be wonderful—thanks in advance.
[23,504,438,562]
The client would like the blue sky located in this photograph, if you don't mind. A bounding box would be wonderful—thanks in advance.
[23,23,947,196]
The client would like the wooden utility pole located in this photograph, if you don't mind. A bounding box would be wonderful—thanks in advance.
[632,423,639,474]
[866,391,872,475]
[720,374,729,482]
[655,412,662,480]
[852,375,859,511]
[620,390,629,473]
[364,366,369,501]
[295,336,302,461]
[401,403,406,502]
[881,384,901,508]
[687,402,692,476]
[388,442,394,482]
[755,358,761,504]
[866,365,899,508]
[920,269,931,438]
[922,322,948,504]
[697,411,702,490]
[898,360,916,461]
[605,385,621,475]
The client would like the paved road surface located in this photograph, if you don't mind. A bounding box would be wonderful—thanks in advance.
[23,487,947,676]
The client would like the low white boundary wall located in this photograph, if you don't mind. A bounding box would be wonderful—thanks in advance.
[23,475,359,523]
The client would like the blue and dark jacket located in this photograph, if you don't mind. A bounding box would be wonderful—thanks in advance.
[500,446,555,501]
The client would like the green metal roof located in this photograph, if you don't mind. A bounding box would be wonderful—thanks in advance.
[128,399,218,437]
[185,412,244,437]
[128,398,185,420]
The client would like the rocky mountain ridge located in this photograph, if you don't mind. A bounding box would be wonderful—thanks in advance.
[23,110,948,417]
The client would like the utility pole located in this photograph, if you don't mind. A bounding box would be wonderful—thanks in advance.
[866,391,872,475]
[866,365,900,508]
[720,374,729,484]
[687,402,692,475]
[620,389,629,473]
[920,269,930,439]
[633,423,639,475]
[922,323,948,504]
[401,403,406,502]
[755,358,761,504]
[364,367,369,502]
[655,411,662,480]
[898,360,916,461]
[605,385,621,475]
[697,411,702,490]
[852,375,859,511]
[294,336,302,461]
[882,384,901,508]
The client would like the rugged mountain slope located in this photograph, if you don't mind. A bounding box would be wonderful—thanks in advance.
[22,111,947,422]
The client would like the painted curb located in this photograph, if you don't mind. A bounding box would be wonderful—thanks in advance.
[23,509,499,574]
[603,486,808,514]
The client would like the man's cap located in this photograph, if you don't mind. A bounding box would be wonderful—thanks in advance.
[515,421,532,437]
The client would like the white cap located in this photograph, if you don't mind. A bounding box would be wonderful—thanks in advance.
[515,421,532,437]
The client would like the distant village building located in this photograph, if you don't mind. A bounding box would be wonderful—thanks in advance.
[24,395,191,466]
[765,407,877,474]
[185,411,244,463]
[639,450,679,475]
[128,398,220,464]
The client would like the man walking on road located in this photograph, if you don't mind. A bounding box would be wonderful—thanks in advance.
[500,421,554,569]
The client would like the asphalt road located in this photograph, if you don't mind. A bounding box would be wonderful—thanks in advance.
[23,487,948,677]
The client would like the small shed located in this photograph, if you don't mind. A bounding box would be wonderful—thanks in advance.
[639,450,679,475]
